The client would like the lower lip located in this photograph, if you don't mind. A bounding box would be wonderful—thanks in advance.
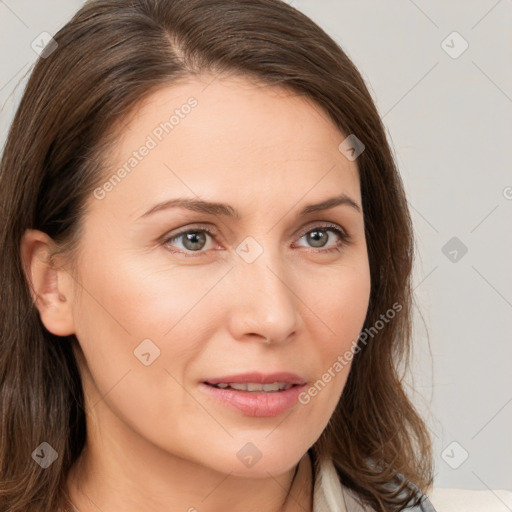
[199,382,306,417]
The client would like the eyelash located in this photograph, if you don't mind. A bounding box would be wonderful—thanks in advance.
[162,223,352,258]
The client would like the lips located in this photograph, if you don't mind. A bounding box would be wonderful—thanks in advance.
[203,372,307,386]
[200,372,307,417]
[209,382,293,392]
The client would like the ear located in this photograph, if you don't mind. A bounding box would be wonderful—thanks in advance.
[20,229,76,336]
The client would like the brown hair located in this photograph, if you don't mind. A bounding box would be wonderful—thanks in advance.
[0,1,433,510]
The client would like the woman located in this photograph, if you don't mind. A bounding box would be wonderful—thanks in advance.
[0,0,437,511]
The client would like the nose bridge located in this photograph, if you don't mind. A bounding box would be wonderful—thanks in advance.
[231,237,298,342]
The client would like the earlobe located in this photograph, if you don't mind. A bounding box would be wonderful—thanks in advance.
[20,229,76,337]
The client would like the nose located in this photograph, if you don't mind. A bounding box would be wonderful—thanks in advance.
[227,245,299,346]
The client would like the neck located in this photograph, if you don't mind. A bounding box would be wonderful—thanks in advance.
[65,446,313,512]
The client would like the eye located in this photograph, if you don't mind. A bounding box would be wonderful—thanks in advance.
[162,223,351,257]
[294,223,351,253]
[163,226,218,255]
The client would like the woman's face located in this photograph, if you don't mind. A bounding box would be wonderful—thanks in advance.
[62,75,371,477]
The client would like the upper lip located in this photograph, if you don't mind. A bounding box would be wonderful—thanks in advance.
[204,372,307,385]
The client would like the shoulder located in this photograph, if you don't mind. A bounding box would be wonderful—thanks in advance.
[311,449,438,512]
[343,483,438,512]
[394,474,438,512]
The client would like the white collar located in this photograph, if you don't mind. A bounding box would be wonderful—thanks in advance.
[312,451,349,511]
[313,452,374,512]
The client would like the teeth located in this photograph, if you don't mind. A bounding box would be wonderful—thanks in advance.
[213,382,293,392]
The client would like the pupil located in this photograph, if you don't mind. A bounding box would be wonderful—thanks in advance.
[308,230,327,248]
[184,231,206,250]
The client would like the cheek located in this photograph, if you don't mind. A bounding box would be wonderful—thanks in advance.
[74,252,211,341]
[70,252,229,409]
[308,261,371,349]
[297,261,371,405]
[69,258,204,437]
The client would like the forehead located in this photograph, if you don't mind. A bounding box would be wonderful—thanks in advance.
[89,74,361,221]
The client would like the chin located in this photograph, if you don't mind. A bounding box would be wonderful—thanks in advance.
[197,437,310,478]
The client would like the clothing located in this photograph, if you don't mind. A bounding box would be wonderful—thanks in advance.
[312,451,438,512]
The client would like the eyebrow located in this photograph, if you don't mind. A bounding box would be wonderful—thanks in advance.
[138,193,362,220]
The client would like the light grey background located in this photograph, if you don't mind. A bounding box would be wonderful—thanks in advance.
[1,0,511,494]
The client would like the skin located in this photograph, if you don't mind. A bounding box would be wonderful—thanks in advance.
[21,74,371,512]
